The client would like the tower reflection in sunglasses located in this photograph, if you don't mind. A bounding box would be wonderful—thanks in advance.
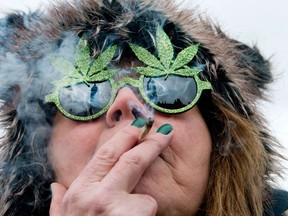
[144,75,198,109]
[45,27,211,121]
[53,68,209,121]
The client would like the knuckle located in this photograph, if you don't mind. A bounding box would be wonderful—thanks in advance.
[119,153,144,168]
[90,188,120,215]
[96,146,118,164]
[92,191,110,210]
[120,128,139,140]
[63,188,113,215]
[148,137,166,151]
[62,190,80,207]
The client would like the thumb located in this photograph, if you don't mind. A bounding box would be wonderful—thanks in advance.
[50,182,67,216]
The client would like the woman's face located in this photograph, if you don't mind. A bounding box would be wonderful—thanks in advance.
[48,84,212,215]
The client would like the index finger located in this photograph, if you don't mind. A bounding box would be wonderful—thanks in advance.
[78,119,146,183]
[102,124,173,192]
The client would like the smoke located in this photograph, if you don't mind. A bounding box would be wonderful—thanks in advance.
[0,12,83,213]
[0,32,78,115]
[128,99,154,119]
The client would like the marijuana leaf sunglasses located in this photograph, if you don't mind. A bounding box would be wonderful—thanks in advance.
[45,27,212,121]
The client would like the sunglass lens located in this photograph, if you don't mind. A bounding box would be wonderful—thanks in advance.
[59,81,112,117]
[143,75,197,110]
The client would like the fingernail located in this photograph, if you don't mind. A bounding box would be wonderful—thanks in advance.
[131,118,147,128]
[156,124,173,135]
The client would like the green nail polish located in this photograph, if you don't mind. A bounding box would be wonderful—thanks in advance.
[131,118,147,128]
[156,124,173,135]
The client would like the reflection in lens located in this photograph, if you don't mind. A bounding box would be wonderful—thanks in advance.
[59,81,112,117]
[143,75,197,109]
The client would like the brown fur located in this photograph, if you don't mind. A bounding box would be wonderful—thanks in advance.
[0,0,285,215]
[205,99,267,215]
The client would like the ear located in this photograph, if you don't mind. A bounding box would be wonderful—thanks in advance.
[234,41,272,90]
[197,36,273,116]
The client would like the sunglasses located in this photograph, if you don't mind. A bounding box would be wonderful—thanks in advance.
[45,27,212,121]
[45,71,211,121]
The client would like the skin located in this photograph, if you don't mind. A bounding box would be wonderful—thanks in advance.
[49,86,212,216]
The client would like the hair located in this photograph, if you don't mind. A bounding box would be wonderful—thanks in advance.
[0,0,285,215]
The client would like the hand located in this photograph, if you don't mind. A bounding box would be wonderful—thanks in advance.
[49,121,173,216]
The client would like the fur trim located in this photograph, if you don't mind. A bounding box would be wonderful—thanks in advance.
[0,0,283,215]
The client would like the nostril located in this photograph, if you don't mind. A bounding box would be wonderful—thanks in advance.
[113,110,122,122]
[132,108,144,119]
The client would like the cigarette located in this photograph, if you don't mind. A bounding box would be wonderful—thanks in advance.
[139,117,154,140]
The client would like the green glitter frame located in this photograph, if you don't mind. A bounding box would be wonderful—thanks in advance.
[46,74,211,121]
[45,27,212,121]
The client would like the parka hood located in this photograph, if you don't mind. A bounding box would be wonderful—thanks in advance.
[0,0,279,215]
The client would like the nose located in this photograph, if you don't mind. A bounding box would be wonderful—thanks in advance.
[105,87,148,127]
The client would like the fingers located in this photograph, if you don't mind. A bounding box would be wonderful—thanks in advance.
[60,188,158,216]
[49,182,67,216]
[103,124,173,192]
[79,119,146,183]
[76,120,173,192]
[50,122,173,215]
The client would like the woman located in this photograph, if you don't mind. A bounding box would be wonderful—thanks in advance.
[0,0,287,215]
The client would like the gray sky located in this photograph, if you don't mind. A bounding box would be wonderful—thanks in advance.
[0,0,287,189]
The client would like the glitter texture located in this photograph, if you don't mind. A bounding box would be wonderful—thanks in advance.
[129,26,202,77]
[46,27,212,121]
[48,35,117,86]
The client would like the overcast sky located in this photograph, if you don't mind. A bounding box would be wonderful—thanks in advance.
[0,0,287,189]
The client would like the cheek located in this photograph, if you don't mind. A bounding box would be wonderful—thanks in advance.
[183,124,211,190]
[170,109,212,192]
[172,111,212,164]
[48,121,103,187]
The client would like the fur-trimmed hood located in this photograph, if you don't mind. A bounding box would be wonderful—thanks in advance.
[0,0,272,118]
[0,0,281,215]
